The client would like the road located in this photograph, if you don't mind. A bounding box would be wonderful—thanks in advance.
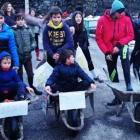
[0,37,139,140]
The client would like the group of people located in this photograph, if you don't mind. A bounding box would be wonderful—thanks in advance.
[0,0,140,138]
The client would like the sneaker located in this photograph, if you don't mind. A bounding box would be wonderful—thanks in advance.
[19,95,25,101]
[94,76,104,83]
[37,57,41,61]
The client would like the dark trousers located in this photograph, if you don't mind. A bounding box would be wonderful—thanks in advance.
[105,45,130,84]
[132,51,140,80]
[35,33,39,50]
[18,59,34,81]
[52,80,89,93]
[82,48,94,71]
[0,82,26,102]
[47,56,56,68]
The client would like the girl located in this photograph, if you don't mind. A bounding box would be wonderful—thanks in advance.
[67,11,104,83]
[1,2,15,26]
[28,8,41,61]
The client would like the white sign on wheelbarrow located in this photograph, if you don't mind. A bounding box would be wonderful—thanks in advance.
[0,101,28,119]
[59,91,86,111]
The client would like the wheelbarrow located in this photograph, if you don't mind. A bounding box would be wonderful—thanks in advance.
[0,92,39,140]
[103,68,140,133]
[43,88,95,132]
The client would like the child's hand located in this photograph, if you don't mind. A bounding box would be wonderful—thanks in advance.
[26,87,34,93]
[44,86,51,92]
[90,83,96,89]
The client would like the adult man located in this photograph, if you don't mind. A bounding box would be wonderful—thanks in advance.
[43,6,74,67]
[95,0,134,106]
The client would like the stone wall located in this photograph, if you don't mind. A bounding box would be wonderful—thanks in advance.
[0,0,140,16]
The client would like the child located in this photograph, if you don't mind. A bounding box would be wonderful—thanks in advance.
[28,8,41,61]
[0,9,19,70]
[0,51,33,102]
[43,6,74,67]
[12,13,42,95]
[45,49,96,93]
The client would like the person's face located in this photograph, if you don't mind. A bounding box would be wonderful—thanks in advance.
[6,4,12,12]
[114,11,123,18]
[66,55,75,64]
[0,15,4,28]
[16,18,25,26]
[1,58,11,68]
[75,14,82,24]
[51,14,62,26]
[30,10,35,17]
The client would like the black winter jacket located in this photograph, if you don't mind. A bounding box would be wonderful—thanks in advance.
[12,24,36,63]
[46,61,94,89]
[130,19,140,64]
[65,19,89,50]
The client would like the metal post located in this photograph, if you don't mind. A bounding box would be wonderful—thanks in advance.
[25,0,29,14]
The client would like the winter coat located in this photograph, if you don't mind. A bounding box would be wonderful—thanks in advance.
[46,61,94,89]
[12,24,36,63]
[0,23,19,67]
[4,14,15,27]
[65,19,89,50]
[0,52,27,91]
[43,21,74,58]
[95,9,134,55]
[130,19,140,64]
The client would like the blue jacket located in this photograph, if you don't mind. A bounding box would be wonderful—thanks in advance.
[0,52,26,90]
[0,23,19,67]
[46,61,94,88]
[43,21,74,58]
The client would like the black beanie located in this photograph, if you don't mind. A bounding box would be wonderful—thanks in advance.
[75,6,84,14]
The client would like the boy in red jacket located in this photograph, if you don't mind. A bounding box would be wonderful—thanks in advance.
[95,0,134,106]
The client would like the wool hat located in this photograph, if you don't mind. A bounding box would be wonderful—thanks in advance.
[75,6,84,14]
[110,0,125,15]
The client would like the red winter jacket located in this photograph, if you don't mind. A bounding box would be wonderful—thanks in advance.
[95,9,134,55]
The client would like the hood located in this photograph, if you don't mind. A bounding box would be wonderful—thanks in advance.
[0,52,12,68]
[56,60,78,66]
[0,51,11,62]
[104,9,113,20]
[2,23,11,32]
[12,24,29,29]
[110,0,125,15]
[104,9,124,20]
[47,20,65,29]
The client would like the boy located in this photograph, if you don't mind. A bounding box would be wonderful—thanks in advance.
[43,6,74,67]
[95,0,134,106]
[45,49,96,93]
[0,9,19,70]
[0,51,33,102]
[12,13,42,95]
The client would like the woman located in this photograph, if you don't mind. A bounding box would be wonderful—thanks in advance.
[1,2,15,26]
[67,11,103,83]
[28,8,41,61]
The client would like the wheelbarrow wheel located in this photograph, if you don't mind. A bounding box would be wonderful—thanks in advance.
[67,109,80,135]
[134,103,140,133]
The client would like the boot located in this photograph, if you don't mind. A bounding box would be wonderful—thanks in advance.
[107,97,122,106]
[28,77,42,95]
[35,49,41,61]
[124,75,133,91]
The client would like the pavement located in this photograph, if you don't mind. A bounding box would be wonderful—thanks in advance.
[0,37,140,140]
